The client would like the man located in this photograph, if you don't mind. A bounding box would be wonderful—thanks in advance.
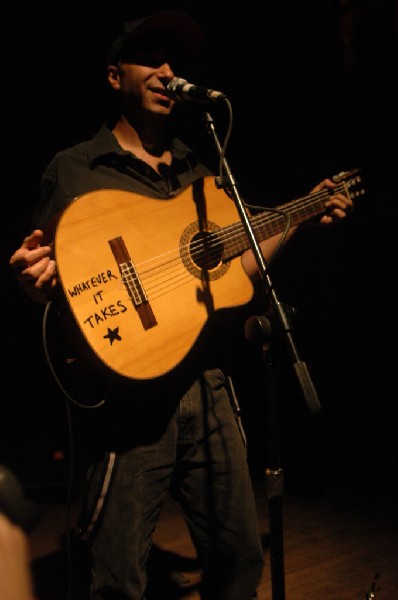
[9,10,353,600]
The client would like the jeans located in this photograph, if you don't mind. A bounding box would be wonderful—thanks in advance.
[75,369,264,599]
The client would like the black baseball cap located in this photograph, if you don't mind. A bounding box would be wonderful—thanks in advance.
[106,10,203,67]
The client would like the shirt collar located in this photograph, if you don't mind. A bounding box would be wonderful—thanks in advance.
[87,122,194,167]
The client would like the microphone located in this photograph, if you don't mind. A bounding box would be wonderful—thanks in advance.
[166,78,226,103]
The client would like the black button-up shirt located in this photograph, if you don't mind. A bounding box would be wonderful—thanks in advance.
[33,122,214,230]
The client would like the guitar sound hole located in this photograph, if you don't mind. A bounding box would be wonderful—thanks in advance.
[190,231,223,270]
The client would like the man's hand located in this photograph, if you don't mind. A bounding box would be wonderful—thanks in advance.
[311,178,353,224]
[9,230,57,304]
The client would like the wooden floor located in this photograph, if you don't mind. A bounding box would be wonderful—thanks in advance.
[28,469,398,600]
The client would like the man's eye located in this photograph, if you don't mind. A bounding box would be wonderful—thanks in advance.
[147,53,175,67]
[121,49,180,71]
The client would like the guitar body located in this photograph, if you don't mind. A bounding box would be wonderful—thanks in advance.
[54,169,365,382]
[54,177,254,380]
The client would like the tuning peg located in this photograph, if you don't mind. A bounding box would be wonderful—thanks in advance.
[332,168,360,183]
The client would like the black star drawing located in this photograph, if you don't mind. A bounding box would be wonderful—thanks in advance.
[103,327,122,345]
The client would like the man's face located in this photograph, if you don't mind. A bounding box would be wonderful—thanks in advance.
[108,35,185,115]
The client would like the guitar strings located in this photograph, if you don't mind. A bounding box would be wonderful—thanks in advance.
[126,183,350,300]
[119,184,350,302]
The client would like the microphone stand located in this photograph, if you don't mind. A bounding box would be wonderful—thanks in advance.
[203,110,321,600]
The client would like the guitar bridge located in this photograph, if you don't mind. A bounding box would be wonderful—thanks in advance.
[109,236,157,330]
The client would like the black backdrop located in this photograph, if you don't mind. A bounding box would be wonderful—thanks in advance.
[2,0,398,495]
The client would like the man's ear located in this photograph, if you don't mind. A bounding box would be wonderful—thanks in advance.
[107,65,121,90]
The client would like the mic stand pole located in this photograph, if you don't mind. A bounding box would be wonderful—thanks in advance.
[203,111,321,600]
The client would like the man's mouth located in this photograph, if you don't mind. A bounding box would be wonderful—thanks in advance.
[149,86,170,101]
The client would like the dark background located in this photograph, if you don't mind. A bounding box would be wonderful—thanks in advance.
[2,0,398,497]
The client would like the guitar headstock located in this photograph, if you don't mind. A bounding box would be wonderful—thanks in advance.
[332,168,366,202]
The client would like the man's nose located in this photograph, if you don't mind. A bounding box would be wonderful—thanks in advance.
[157,62,174,79]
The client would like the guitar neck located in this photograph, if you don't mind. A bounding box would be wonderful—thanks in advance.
[222,184,339,261]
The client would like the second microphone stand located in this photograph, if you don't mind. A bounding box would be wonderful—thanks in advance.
[203,109,321,600]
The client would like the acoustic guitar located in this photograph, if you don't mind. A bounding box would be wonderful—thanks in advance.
[53,171,365,380]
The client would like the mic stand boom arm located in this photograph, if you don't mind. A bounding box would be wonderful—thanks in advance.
[203,110,321,600]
